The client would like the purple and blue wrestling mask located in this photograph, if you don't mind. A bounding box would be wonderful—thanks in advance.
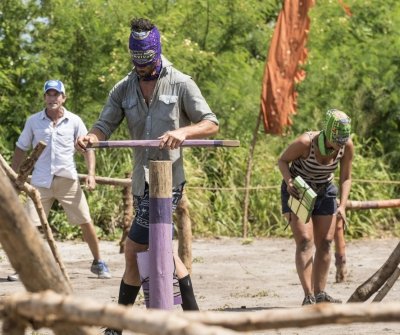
[129,26,162,67]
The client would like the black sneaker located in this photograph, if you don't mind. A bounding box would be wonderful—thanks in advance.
[103,328,122,335]
[315,291,342,303]
[302,294,316,306]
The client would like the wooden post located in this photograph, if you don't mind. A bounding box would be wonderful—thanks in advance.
[242,111,262,238]
[175,192,193,274]
[120,172,133,253]
[149,160,174,309]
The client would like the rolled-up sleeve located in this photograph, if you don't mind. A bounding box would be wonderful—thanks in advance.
[92,83,126,139]
[182,79,219,125]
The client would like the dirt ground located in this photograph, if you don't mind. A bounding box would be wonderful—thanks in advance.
[0,237,399,335]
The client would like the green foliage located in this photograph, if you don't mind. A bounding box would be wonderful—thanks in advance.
[1,0,399,240]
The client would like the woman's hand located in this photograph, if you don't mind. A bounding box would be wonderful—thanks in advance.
[336,205,347,223]
[286,178,299,199]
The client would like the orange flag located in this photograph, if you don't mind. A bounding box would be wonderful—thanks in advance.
[260,0,315,134]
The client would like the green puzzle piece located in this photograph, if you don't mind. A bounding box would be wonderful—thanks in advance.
[288,176,317,224]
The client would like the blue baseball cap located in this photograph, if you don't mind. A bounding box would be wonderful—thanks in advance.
[43,80,65,94]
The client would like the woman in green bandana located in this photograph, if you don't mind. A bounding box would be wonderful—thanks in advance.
[278,109,354,306]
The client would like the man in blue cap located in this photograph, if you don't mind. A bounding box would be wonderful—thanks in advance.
[9,80,111,281]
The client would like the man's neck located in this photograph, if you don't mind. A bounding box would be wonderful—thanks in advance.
[45,107,64,123]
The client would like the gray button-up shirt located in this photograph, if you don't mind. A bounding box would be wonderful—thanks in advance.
[93,57,219,196]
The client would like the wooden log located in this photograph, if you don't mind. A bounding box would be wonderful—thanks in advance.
[120,172,133,253]
[175,192,193,274]
[348,241,400,302]
[372,267,400,302]
[0,154,70,284]
[2,317,26,335]
[1,291,400,333]
[0,291,236,335]
[347,199,400,210]
[149,160,174,309]
[0,167,94,334]
[15,141,47,188]
[78,173,131,187]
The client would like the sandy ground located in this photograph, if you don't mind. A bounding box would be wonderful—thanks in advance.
[0,237,399,335]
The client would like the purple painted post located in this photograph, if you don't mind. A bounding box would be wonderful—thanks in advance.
[149,160,174,309]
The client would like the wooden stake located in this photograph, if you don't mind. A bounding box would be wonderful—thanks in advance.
[242,111,262,238]
[175,192,193,274]
[149,160,174,309]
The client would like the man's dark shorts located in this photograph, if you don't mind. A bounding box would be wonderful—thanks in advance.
[128,182,185,245]
[281,180,338,216]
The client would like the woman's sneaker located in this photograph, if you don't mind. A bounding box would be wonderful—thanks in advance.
[315,291,342,303]
[302,294,316,305]
[91,260,111,279]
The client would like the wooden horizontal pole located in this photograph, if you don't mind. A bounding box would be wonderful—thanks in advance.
[87,139,240,149]
[347,199,400,210]
[77,174,131,187]
[1,291,400,333]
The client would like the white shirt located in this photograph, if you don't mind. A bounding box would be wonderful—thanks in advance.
[16,108,88,188]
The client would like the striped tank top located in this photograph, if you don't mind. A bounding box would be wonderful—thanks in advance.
[289,132,345,186]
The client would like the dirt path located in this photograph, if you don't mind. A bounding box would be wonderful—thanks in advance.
[0,237,399,334]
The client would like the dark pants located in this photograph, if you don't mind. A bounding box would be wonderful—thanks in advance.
[128,182,185,244]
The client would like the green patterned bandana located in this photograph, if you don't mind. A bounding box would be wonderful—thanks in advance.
[323,109,351,146]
